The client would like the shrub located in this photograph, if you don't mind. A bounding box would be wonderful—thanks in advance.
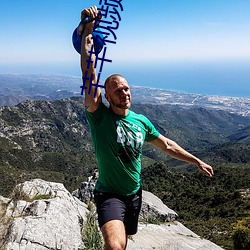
[140,215,161,225]
[82,202,104,250]
[232,217,250,250]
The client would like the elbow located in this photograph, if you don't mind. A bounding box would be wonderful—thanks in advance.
[163,139,179,154]
[164,139,175,150]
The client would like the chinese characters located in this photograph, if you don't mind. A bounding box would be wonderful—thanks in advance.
[80,0,123,97]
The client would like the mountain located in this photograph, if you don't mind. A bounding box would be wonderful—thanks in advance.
[0,96,249,249]
[1,74,250,249]
[0,74,81,106]
[228,125,250,143]
[131,104,250,171]
[0,97,97,196]
[204,126,250,165]
[133,104,250,147]
[1,97,250,196]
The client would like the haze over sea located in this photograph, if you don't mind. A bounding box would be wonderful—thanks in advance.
[1,60,250,99]
[104,61,250,99]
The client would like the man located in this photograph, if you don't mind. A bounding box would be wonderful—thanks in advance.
[80,6,214,250]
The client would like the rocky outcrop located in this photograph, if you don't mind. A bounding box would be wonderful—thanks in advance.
[0,179,89,250]
[0,179,224,250]
[72,169,99,204]
[72,174,178,222]
[140,190,177,222]
[127,222,224,250]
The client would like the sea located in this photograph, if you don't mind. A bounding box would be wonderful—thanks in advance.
[1,60,249,99]
[108,61,250,99]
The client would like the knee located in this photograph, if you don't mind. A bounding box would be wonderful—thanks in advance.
[101,220,127,250]
[104,239,126,250]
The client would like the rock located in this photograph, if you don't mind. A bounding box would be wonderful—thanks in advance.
[127,222,224,250]
[0,179,89,250]
[140,190,178,222]
[0,196,12,248]
[239,188,250,199]
[72,174,178,222]
[0,179,224,250]
[72,169,98,204]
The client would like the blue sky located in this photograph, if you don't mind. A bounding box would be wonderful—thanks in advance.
[0,0,250,97]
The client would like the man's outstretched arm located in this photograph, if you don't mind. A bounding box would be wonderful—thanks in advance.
[150,134,214,177]
[80,6,102,113]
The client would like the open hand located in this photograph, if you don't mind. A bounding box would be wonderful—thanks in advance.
[198,162,214,177]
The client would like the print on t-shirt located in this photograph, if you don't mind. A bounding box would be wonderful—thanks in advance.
[116,120,143,163]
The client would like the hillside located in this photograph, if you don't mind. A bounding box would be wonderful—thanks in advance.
[0,97,250,195]
[141,162,250,249]
[0,97,97,195]
[0,97,250,249]
[227,125,250,143]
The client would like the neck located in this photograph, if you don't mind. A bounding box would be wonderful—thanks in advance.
[110,105,129,116]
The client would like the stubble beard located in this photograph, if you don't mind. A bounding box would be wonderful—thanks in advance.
[110,98,131,110]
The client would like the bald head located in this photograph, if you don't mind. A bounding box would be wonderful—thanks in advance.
[104,74,128,92]
[104,74,131,113]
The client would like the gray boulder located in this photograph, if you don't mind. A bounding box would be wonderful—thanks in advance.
[140,190,178,222]
[0,179,89,250]
[72,169,98,204]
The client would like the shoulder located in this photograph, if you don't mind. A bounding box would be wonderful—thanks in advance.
[129,110,152,123]
[85,102,110,123]
[86,102,108,114]
[127,110,157,131]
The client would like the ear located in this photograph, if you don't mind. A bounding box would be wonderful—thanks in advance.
[105,93,109,102]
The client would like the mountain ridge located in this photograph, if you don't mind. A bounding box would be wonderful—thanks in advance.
[0,96,249,249]
[1,97,250,196]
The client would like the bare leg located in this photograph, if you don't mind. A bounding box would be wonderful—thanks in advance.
[101,220,128,250]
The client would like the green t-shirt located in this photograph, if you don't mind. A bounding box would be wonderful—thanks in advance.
[85,103,160,196]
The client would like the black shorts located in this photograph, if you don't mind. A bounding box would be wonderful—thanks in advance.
[93,187,142,235]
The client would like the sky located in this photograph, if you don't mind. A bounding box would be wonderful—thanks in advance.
[0,0,250,97]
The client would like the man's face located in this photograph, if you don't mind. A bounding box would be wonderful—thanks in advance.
[105,76,131,110]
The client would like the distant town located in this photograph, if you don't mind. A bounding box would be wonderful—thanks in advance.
[130,86,250,117]
[0,74,249,117]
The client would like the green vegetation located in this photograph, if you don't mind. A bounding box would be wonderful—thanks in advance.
[232,216,250,250]
[82,202,104,250]
[11,189,53,203]
[141,162,250,249]
[0,200,13,249]
[140,215,161,225]
[9,186,53,204]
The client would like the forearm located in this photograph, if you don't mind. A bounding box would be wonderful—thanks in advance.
[81,26,97,93]
[79,6,102,111]
[163,139,202,166]
[150,135,214,177]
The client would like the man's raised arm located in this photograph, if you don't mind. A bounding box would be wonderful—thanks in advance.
[80,6,102,113]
